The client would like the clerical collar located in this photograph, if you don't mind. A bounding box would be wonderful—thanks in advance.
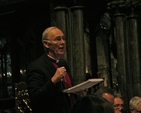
[47,54,59,63]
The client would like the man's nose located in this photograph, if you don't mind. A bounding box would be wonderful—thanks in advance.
[60,38,65,44]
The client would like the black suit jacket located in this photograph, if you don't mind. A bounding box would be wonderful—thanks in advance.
[26,53,73,113]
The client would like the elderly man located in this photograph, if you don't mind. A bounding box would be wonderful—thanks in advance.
[26,26,87,113]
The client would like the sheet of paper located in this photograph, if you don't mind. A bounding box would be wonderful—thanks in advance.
[63,78,103,93]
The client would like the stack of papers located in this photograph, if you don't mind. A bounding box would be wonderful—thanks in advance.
[63,78,103,93]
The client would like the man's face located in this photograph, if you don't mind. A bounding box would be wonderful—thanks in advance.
[102,93,114,105]
[113,97,123,113]
[45,28,65,59]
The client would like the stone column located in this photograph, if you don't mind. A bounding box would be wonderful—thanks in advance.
[68,6,85,85]
[54,6,68,59]
[127,4,141,96]
[114,12,128,108]
[108,0,128,108]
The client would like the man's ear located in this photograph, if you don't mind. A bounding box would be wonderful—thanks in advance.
[42,40,50,48]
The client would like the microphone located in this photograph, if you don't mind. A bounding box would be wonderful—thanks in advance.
[58,59,68,82]
[58,59,68,71]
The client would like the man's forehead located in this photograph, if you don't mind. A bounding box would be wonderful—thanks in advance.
[114,97,123,104]
[114,97,123,101]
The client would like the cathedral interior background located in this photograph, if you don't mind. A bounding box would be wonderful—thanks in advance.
[0,0,141,112]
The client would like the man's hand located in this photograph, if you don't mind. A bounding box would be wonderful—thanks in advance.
[74,88,88,97]
[51,67,66,84]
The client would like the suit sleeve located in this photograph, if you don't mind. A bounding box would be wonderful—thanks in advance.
[26,62,62,102]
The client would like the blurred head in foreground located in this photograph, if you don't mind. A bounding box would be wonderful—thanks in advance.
[70,94,114,113]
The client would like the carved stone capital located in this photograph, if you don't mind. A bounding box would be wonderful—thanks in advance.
[107,1,128,14]
[107,0,141,15]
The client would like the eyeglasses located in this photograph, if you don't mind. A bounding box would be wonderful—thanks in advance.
[113,104,123,108]
[54,36,66,42]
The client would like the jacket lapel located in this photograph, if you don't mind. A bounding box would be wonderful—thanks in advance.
[42,53,56,77]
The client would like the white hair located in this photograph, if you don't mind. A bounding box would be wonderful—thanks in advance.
[129,96,141,109]
[42,26,58,41]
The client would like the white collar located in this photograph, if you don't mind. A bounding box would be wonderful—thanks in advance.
[47,54,59,63]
